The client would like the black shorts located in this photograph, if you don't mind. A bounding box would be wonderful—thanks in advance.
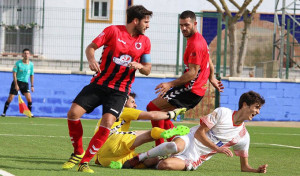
[163,85,203,110]
[73,83,128,119]
[9,81,30,95]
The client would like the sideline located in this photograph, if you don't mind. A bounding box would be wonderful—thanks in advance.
[0,169,15,176]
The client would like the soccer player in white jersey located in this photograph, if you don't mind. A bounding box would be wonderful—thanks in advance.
[123,91,268,173]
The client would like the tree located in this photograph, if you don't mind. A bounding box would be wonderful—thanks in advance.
[207,0,263,76]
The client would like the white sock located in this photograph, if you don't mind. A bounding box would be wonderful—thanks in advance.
[139,142,178,161]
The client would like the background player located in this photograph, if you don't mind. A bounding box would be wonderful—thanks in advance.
[124,91,268,174]
[147,10,224,146]
[1,48,34,117]
[62,5,153,173]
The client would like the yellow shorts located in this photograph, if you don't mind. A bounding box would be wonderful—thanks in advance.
[96,132,138,167]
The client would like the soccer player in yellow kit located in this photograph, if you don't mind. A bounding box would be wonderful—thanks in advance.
[94,92,189,168]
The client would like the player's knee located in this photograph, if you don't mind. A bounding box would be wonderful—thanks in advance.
[67,109,78,119]
[157,160,173,170]
[146,101,160,111]
[164,142,178,154]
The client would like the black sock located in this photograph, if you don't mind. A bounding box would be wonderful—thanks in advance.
[3,101,10,114]
[28,102,32,112]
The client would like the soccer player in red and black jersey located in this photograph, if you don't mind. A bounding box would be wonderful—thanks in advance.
[62,5,153,173]
[147,10,224,146]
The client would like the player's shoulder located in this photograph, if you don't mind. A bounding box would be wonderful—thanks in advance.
[29,61,34,65]
[111,25,127,32]
[214,107,234,117]
[189,33,207,49]
[15,60,22,64]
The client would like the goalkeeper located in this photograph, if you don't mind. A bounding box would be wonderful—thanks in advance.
[94,92,189,168]
[62,92,189,169]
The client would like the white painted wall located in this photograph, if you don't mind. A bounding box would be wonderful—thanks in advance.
[29,0,300,65]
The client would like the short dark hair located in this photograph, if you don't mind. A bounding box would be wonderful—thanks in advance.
[179,10,196,21]
[129,92,136,98]
[23,48,30,53]
[238,91,265,110]
[126,5,153,24]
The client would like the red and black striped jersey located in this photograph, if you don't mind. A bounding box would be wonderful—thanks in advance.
[90,25,151,93]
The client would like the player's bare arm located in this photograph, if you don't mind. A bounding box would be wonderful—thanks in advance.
[30,75,34,92]
[128,62,151,76]
[137,108,186,120]
[13,72,19,91]
[85,43,101,73]
[139,62,151,75]
[155,63,199,97]
[194,123,233,157]
[240,156,268,173]
[208,58,224,92]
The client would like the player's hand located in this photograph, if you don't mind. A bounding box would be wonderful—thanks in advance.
[257,164,268,173]
[209,77,224,92]
[31,87,34,92]
[128,62,143,70]
[217,147,233,157]
[155,82,172,98]
[15,84,20,91]
[88,59,101,73]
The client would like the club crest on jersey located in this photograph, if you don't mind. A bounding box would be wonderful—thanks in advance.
[135,42,142,50]
[113,54,132,67]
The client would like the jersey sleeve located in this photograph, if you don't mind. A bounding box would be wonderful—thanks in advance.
[92,26,115,48]
[200,108,222,129]
[119,108,142,122]
[187,44,208,66]
[232,131,250,157]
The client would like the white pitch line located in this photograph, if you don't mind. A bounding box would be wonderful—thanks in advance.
[252,143,300,149]
[0,169,15,176]
[0,133,91,139]
[253,132,300,136]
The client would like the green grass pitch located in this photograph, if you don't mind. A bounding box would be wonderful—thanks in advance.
[0,117,299,176]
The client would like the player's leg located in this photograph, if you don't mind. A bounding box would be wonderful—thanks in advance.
[62,103,86,169]
[2,82,18,117]
[20,81,32,113]
[147,99,176,146]
[123,137,186,169]
[163,85,204,141]
[23,92,32,115]
[78,88,127,173]
[63,84,100,170]
[157,157,186,170]
[2,94,15,117]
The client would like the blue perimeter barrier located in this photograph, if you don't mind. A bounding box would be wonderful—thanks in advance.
[0,71,299,121]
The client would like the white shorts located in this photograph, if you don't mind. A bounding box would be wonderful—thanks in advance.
[172,128,214,171]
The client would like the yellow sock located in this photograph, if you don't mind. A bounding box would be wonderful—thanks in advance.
[151,127,165,139]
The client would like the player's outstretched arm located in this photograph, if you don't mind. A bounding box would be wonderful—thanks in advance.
[240,156,268,173]
[137,108,186,121]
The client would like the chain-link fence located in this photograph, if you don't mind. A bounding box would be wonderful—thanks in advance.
[1,4,299,78]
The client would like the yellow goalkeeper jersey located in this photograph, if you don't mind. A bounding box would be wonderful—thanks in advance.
[95,107,142,134]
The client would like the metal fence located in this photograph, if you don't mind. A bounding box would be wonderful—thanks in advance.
[1,4,299,78]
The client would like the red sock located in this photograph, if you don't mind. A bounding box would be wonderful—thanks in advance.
[81,126,110,163]
[147,102,164,146]
[164,119,175,142]
[68,119,84,155]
